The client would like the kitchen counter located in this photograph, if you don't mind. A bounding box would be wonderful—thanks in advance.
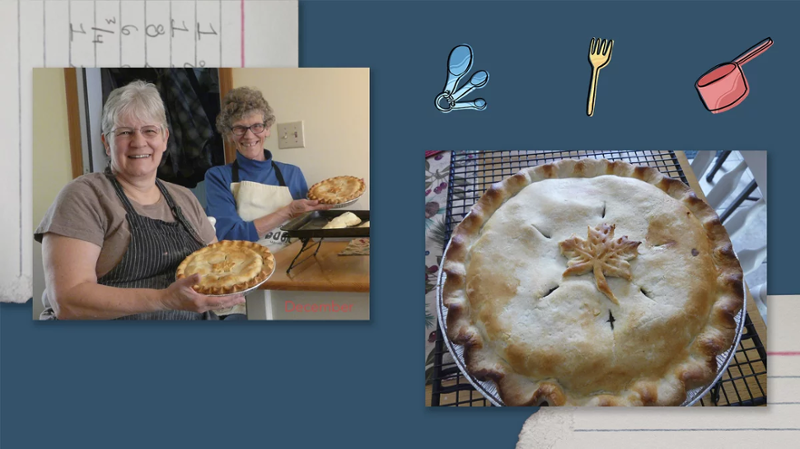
[245,239,370,320]
[261,240,369,292]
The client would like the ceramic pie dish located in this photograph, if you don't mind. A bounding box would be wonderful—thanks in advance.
[440,158,745,406]
[308,176,366,205]
[176,240,275,295]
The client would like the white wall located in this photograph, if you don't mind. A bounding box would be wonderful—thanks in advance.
[231,68,370,210]
[32,69,73,319]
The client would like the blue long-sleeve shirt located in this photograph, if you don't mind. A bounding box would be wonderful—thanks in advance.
[205,150,309,241]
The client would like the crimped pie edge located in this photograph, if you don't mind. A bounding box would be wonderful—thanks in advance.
[441,158,744,406]
[307,176,366,204]
[176,240,275,295]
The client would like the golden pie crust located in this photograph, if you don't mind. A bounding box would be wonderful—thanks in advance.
[441,158,744,406]
[308,176,366,204]
[176,240,275,295]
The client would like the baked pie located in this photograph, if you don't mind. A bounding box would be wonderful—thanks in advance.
[441,158,744,406]
[308,176,366,204]
[176,240,275,295]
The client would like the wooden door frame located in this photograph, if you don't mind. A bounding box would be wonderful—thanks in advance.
[218,68,235,164]
[64,68,84,179]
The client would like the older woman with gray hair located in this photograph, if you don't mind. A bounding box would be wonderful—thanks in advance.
[205,87,330,252]
[204,87,331,319]
[35,80,244,320]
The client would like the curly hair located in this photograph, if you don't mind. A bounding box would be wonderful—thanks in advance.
[216,87,276,137]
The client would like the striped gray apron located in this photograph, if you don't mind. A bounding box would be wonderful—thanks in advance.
[42,171,218,320]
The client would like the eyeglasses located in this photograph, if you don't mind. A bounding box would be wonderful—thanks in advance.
[230,123,267,137]
[109,125,162,140]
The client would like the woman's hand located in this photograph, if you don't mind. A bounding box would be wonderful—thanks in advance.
[42,234,243,319]
[284,199,334,220]
[253,200,334,237]
[161,274,246,313]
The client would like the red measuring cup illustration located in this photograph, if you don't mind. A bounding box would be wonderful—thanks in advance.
[695,37,773,114]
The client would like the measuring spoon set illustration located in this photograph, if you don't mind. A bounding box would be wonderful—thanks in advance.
[435,44,490,112]
[435,37,773,115]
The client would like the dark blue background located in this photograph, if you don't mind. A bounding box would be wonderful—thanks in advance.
[2,1,792,448]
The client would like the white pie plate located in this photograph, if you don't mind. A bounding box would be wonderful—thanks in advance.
[180,259,277,298]
[435,237,747,407]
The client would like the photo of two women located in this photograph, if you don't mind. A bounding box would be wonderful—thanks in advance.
[32,67,370,321]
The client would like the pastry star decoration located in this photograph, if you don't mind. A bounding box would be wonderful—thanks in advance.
[558,223,641,305]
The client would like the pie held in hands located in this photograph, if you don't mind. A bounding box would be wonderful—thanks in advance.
[176,240,275,295]
[441,158,744,406]
[308,176,366,204]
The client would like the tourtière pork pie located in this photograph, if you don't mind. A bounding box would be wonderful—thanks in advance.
[308,176,366,204]
[441,158,744,406]
[176,240,275,295]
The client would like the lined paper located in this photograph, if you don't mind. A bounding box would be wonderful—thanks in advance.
[0,0,298,303]
[517,296,797,448]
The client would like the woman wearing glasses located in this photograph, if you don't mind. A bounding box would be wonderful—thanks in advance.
[203,87,330,319]
[35,81,244,320]
[204,87,330,250]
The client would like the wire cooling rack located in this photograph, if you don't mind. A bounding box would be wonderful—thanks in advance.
[430,150,767,407]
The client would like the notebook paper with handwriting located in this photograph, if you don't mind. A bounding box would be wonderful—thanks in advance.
[517,296,796,448]
[0,0,298,303]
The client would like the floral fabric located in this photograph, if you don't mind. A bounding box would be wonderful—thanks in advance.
[424,152,478,383]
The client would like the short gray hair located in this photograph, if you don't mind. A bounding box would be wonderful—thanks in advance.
[101,80,168,135]
[216,87,276,137]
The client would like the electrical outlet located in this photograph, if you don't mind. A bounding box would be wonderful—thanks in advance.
[277,121,305,149]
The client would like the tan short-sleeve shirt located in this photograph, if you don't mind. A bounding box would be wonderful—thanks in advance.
[35,172,216,278]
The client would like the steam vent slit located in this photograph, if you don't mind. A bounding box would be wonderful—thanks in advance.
[542,286,559,299]
[532,224,551,239]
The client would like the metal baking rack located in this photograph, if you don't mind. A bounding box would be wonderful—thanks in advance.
[430,150,767,407]
[281,210,370,274]
[286,238,325,274]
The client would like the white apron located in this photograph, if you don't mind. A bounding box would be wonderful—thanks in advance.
[232,180,294,252]
[215,158,293,316]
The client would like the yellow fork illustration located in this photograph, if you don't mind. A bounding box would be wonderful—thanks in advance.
[587,37,614,117]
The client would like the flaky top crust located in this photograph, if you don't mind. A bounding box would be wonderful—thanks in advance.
[308,176,366,204]
[176,240,275,295]
[441,158,744,406]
